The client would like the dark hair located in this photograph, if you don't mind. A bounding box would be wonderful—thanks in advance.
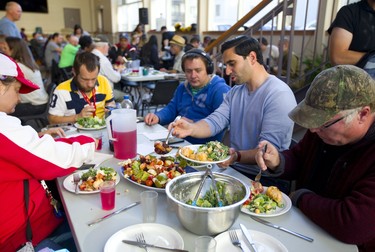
[182,48,214,74]
[258,37,268,46]
[73,52,100,75]
[220,35,264,65]
[190,37,200,43]
[43,32,60,52]
[79,35,94,52]
[73,24,83,35]
[6,36,39,71]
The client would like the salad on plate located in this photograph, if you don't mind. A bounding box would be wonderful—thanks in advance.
[179,141,230,164]
[76,116,106,129]
[79,167,117,191]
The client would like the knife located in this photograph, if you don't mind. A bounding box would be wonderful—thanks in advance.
[87,201,140,226]
[240,224,258,252]
[251,216,314,242]
[122,240,189,252]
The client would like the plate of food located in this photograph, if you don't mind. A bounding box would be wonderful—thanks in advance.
[179,141,230,165]
[120,155,188,193]
[241,183,292,217]
[74,116,106,130]
[215,229,288,252]
[104,223,184,252]
[63,167,120,194]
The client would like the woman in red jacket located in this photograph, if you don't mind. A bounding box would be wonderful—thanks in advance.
[0,53,96,251]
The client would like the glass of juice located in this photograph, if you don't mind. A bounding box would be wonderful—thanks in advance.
[100,181,116,210]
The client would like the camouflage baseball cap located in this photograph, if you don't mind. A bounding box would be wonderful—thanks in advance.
[289,65,375,129]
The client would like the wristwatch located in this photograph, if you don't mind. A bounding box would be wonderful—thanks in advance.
[235,150,241,162]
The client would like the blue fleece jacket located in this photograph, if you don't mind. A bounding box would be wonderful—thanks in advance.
[155,75,230,144]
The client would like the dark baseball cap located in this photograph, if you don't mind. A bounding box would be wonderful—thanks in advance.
[289,65,375,128]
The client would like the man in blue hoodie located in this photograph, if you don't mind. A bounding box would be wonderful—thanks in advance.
[144,49,230,144]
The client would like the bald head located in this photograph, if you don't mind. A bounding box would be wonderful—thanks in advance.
[69,35,79,46]
[5,2,22,21]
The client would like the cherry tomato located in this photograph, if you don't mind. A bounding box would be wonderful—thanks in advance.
[145,179,153,187]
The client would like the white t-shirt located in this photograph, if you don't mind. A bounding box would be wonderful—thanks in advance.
[18,63,49,105]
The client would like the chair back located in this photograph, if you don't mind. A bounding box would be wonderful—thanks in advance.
[149,79,179,105]
[17,83,57,131]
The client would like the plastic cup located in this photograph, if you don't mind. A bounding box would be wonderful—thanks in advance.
[88,131,103,150]
[194,236,217,252]
[140,190,158,222]
[142,67,149,76]
[100,181,116,210]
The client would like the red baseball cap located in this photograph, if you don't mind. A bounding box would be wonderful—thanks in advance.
[0,53,40,94]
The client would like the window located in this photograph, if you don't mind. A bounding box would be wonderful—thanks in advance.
[149,0,197,31]
[117,1,142,32]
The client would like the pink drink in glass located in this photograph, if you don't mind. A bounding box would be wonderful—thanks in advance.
[96,137,103,150]
[113,130,137,159]
[100,181,115,210]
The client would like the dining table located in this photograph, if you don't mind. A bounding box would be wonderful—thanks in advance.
[56,122,358,252]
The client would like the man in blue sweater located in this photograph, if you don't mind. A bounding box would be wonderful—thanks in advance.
[144,49,230,144]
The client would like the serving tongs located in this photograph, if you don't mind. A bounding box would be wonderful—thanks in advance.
[192,166,223,207]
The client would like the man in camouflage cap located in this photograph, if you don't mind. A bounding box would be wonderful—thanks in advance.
[289,65,375,129]
[255,65,375,251]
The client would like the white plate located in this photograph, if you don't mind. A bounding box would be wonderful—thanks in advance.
[240,186,292,217]
[63,170,120,194]
[179,144,231,165]
[104,223,184,252]
[74,123,106,130]
[215,229,288,252]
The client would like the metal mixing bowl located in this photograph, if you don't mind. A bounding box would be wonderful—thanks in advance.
[166,171,250,235]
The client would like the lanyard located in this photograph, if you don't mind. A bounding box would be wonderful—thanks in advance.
[80,89,96,117]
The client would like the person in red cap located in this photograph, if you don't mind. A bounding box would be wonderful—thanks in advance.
[0,53,97,251]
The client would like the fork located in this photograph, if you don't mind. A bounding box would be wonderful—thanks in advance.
[73,173,80,194]
[229,230,244,251]
[136,233,149,252]
[255,144,268,182]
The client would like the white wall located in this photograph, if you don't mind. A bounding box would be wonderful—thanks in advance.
[0,0,97,35]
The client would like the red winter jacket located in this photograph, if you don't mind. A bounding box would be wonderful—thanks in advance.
[0,113,95,251]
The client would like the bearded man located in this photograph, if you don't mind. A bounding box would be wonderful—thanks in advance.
[48,52,115,124]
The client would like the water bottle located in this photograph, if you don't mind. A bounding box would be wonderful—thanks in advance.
[121,95,133,109]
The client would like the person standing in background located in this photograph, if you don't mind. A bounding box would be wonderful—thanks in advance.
[328,0,375,78]
[0,1,22,38]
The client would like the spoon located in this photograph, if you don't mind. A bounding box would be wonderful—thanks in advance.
[165,115,181,145]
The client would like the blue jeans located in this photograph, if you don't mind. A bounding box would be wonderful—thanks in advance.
[35,220,77,252]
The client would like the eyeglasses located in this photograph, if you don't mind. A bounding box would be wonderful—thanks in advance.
[321,110,357,129]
